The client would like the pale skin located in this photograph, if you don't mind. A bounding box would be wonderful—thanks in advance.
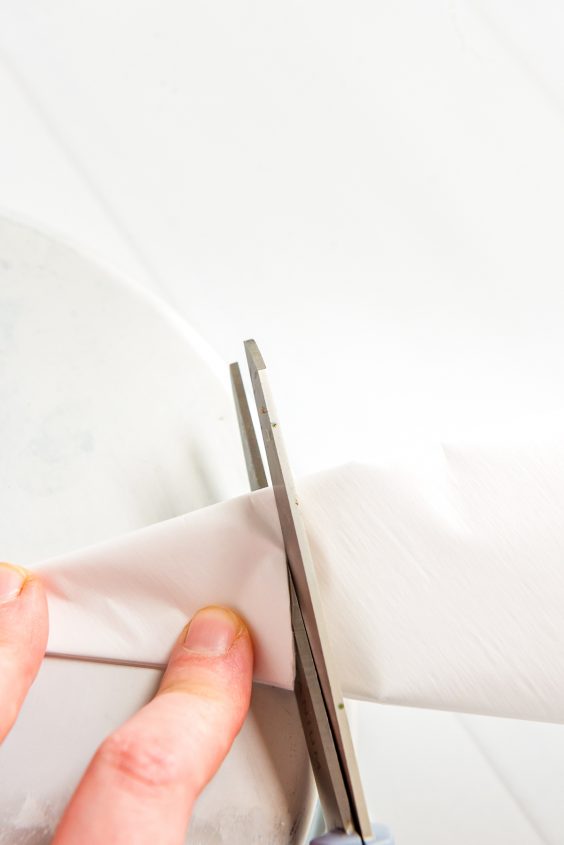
[0,561,254,844]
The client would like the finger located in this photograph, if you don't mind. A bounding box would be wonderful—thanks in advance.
[54,606,254,845]
[0,563,49,742]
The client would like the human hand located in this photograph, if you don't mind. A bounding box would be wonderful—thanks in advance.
[0,562,254,844]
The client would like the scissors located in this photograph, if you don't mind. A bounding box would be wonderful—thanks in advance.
[230,340,394,845]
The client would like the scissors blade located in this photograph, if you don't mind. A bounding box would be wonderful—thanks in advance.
[230,361,356,833]
[229,362,268,491]
[231,344,373,840]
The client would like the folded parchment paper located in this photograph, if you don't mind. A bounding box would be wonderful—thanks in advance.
[36,417,564,723]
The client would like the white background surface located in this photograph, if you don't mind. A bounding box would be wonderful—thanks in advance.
[2,2,564,842]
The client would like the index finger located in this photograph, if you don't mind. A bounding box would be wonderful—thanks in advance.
[53,607,253,845]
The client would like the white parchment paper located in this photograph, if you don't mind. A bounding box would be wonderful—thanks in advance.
[37,416,564,723]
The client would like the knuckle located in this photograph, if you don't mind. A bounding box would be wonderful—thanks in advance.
[96,728,185,792]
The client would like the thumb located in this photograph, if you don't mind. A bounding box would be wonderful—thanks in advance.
[0,563,49,742]
[54,606,254,845]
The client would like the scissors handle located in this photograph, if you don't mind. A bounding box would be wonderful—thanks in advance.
[312,823,395,844]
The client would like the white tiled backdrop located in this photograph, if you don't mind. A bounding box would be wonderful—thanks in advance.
[2,2,564,842]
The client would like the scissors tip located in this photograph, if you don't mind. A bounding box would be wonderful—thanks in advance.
[244,338,266,372]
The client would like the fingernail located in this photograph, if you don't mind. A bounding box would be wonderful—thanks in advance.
[183,607,241,656]
[0,563,28,604]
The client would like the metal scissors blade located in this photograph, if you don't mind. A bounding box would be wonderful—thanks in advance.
[230,341,373,842]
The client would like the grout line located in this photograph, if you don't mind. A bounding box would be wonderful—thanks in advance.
[0,43,179,308]
[456,714,552,845]
[469,0,564,123]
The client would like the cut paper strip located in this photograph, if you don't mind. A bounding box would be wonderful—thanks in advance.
[36,417,564,723]
[36,487,294,690]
